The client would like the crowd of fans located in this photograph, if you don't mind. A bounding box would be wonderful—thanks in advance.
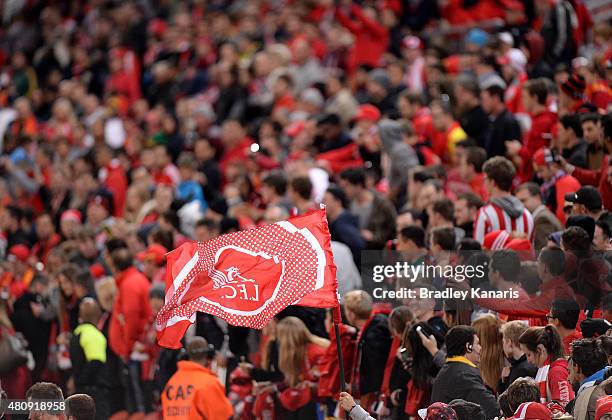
[1,0,612,419]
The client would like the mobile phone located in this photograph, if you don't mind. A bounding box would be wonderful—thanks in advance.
[416,325,430,337]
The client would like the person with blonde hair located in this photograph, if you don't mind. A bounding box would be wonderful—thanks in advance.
[499,320,537,393]
[472,314,505,393]
[275,316,329,417]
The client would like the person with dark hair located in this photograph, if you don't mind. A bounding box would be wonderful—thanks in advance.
[429,198,465,245]
[532,147,581,224]
[480,79,522,158]
[454,74,489,148]
[430,99,467,164]
[108,247,152,416]
[559,113,588,168]
[475,246,573,324]
[458,146,489,201]
[569,338,610,420]
[323,185,365,265]
[397,226,428,266]
[162,336,233,419]
[431,326,500,419]
[454,193,483,239]
[507,78,557,183]
[474,156,534,244]
[448,398,485,420]
[516,182,563,251]
[581,113,605,172]
[288,176,314,214]
[567,186,604,220]
[65,394,96,420]
[339,167,397,249]
[403,322,445,417]
[193,218,220,243]
[26,382,64,419]
[261,172,289,210]
[11,274,54,383]
[561,225,593,252]
[505,377,541,414]
[519,325,574,407]
[430,226,455,252]
[548,299,582,355]
[595,220,611,258]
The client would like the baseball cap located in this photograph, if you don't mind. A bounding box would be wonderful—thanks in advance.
[418,402,458,420]
[278,386,312,411]
[533,148,554,167]
[465,28,489,47]
[596,396,612,420]
[560,73,586,99]
[509,402,552,419]
[60,209,82,224]
[354,104,381,123]
[137,243,167,265]
[498,49,527,73]
[8,244,30,263]
[402,35,422,50]
[564,186,602,211]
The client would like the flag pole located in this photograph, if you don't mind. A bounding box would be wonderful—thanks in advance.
[332,304,349,418]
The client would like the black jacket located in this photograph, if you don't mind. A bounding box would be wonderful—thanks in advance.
[431,359,500,420]
[353,313,392,396]
[459,105,490,148]
[563,140,588,169]
[329,211,366,266]
[498,354,537,393]
[483,109,522,158]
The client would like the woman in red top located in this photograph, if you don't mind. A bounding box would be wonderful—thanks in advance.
[518,325,575,408]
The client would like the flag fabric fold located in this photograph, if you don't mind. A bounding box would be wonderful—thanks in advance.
[156,208,338,348]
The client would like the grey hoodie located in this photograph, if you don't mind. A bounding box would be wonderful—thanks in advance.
[378,119,419,189]
[490,195,525,219]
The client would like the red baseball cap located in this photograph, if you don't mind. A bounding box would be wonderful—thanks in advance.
[402,35,423,50]
[137,243,168,265]
[278,387,311,411]
[354,104,381,123]
[509,402,552,420]
[533,147,554,167]
[8,244,30,263]
[60,209,82,224]
[596,395,612,420]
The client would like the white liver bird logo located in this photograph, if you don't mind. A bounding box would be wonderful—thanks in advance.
[209,266,255,289]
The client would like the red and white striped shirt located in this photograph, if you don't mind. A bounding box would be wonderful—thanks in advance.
[474,202,534,244]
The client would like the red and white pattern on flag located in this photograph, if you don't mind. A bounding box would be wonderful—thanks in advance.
[155,209,338,349]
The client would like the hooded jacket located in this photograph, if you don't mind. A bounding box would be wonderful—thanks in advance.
[378,119,419,191]
[474,195,534,244]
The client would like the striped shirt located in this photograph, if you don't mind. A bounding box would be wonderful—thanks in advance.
[474,202,534,244]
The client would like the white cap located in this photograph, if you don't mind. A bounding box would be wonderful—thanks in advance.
[104,117,126,149]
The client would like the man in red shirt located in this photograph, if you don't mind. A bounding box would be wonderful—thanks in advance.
[219,119,253,179]
[31,213,61,264]
[546,299,582,355]
[397,91,434,142]
[95,144,128,218]
[459,146,489,201]
[506,78,557,182]
[533,148,581,224]
[108,247,152,414]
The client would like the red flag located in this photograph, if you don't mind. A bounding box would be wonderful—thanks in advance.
[156,208,339,348]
